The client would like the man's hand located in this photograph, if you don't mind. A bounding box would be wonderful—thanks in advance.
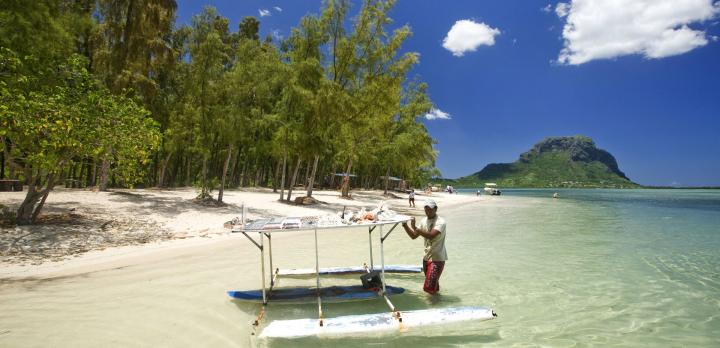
[403,217,419,240]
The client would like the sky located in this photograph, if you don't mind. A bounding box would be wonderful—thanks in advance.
[176,0,720,187]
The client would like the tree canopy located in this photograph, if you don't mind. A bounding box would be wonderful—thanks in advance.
[0,0,440,223]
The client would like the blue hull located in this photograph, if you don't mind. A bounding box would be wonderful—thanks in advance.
[228,285,404,303]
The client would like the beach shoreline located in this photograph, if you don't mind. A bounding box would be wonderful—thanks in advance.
[0,187,483,280]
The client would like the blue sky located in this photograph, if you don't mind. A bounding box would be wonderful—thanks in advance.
[176,1,720,187]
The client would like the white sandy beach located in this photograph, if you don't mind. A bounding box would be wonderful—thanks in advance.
[0,187,483,280]
[1,187,493,346]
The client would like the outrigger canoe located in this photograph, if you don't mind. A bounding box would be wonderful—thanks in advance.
[230,208,497,338]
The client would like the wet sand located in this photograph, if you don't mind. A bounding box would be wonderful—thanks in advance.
[0,187,488,347]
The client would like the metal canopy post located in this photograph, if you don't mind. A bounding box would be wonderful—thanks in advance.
[259,231,267,305]
[379,222,403,323]
[381,224,398,243]
[235,217,414,334]
[265,232,274,286]
[368,226,376,270]
[241,231,262,250]
[314,227,324,326]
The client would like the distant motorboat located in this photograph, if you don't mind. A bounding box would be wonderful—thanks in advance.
[484,183,501,196]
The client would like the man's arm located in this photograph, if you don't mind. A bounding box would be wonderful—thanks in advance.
[420,228,441,240]
[402,218,441,240]
[402,218,419,239]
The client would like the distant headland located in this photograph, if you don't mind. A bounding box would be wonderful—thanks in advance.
[436,135,641,188]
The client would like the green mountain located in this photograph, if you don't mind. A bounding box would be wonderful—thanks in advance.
[451,136,640,188]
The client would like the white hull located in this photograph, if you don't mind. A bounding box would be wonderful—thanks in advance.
[260,306,497,338]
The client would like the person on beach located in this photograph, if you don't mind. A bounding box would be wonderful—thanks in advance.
[408,189,416,207]
[401,199,447,294]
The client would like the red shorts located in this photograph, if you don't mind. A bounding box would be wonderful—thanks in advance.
[422,259,445,294]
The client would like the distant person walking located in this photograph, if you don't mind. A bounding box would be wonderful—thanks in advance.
[408,189,416,207]
[402,199,447,294]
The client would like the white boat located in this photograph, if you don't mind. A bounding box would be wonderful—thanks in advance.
[484,183,501,195]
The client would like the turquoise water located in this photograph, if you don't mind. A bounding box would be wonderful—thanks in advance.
[278,189,720,347]
[1,190,718,347]
[447,189,720,347]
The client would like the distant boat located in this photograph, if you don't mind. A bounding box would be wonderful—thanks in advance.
[484,183,501,196]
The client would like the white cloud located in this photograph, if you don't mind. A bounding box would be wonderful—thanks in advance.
[271,29,284,41]
[424,108,451,120]
[555,3,570,18]
[442,20,501,57]
[274,6,282,12]
[259,9,271,17]
[542,4,553,13]
[556,0,720,65]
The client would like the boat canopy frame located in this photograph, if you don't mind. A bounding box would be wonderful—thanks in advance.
[232,214,411,333]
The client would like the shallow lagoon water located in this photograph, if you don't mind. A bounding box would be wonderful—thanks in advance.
[1,189,718,347]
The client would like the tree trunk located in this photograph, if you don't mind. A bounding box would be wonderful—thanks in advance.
[99,158,111,191]
[272,160,281,193]
[85,158,93,187]
[383,165,391,195]
[17,172,57,225]
[254,166,261,187]
[279,152,287,201]
[218,145,232,203]
[306,154,319,198]
[158,151,172,188]
[31,176,55,221]
[286,156,302,202]
[239,161,248,187]
[262,165,270,187]
[341,157,353,197]
[303,162,311,189]
[5,139,15,179]
[75,162,82,183]
[201,156,208,198]
[118,0,136,85]
[227,148,239,188]
[185,156,192,187]
[330,167,337,188]
[90,157,97,187]
[77,160,86,187]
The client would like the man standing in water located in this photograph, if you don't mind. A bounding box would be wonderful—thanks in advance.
[401,199,447,294]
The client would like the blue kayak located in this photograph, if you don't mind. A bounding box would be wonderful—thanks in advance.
[228,285,404,303]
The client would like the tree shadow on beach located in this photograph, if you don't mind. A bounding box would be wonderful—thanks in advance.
[0,270,103,289]
[106,190,244,219]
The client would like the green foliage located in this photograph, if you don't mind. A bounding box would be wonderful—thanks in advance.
[1,0,439,209]
[1,50,160,187]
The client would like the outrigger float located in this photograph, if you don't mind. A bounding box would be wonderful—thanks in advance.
[229,210,497,339]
